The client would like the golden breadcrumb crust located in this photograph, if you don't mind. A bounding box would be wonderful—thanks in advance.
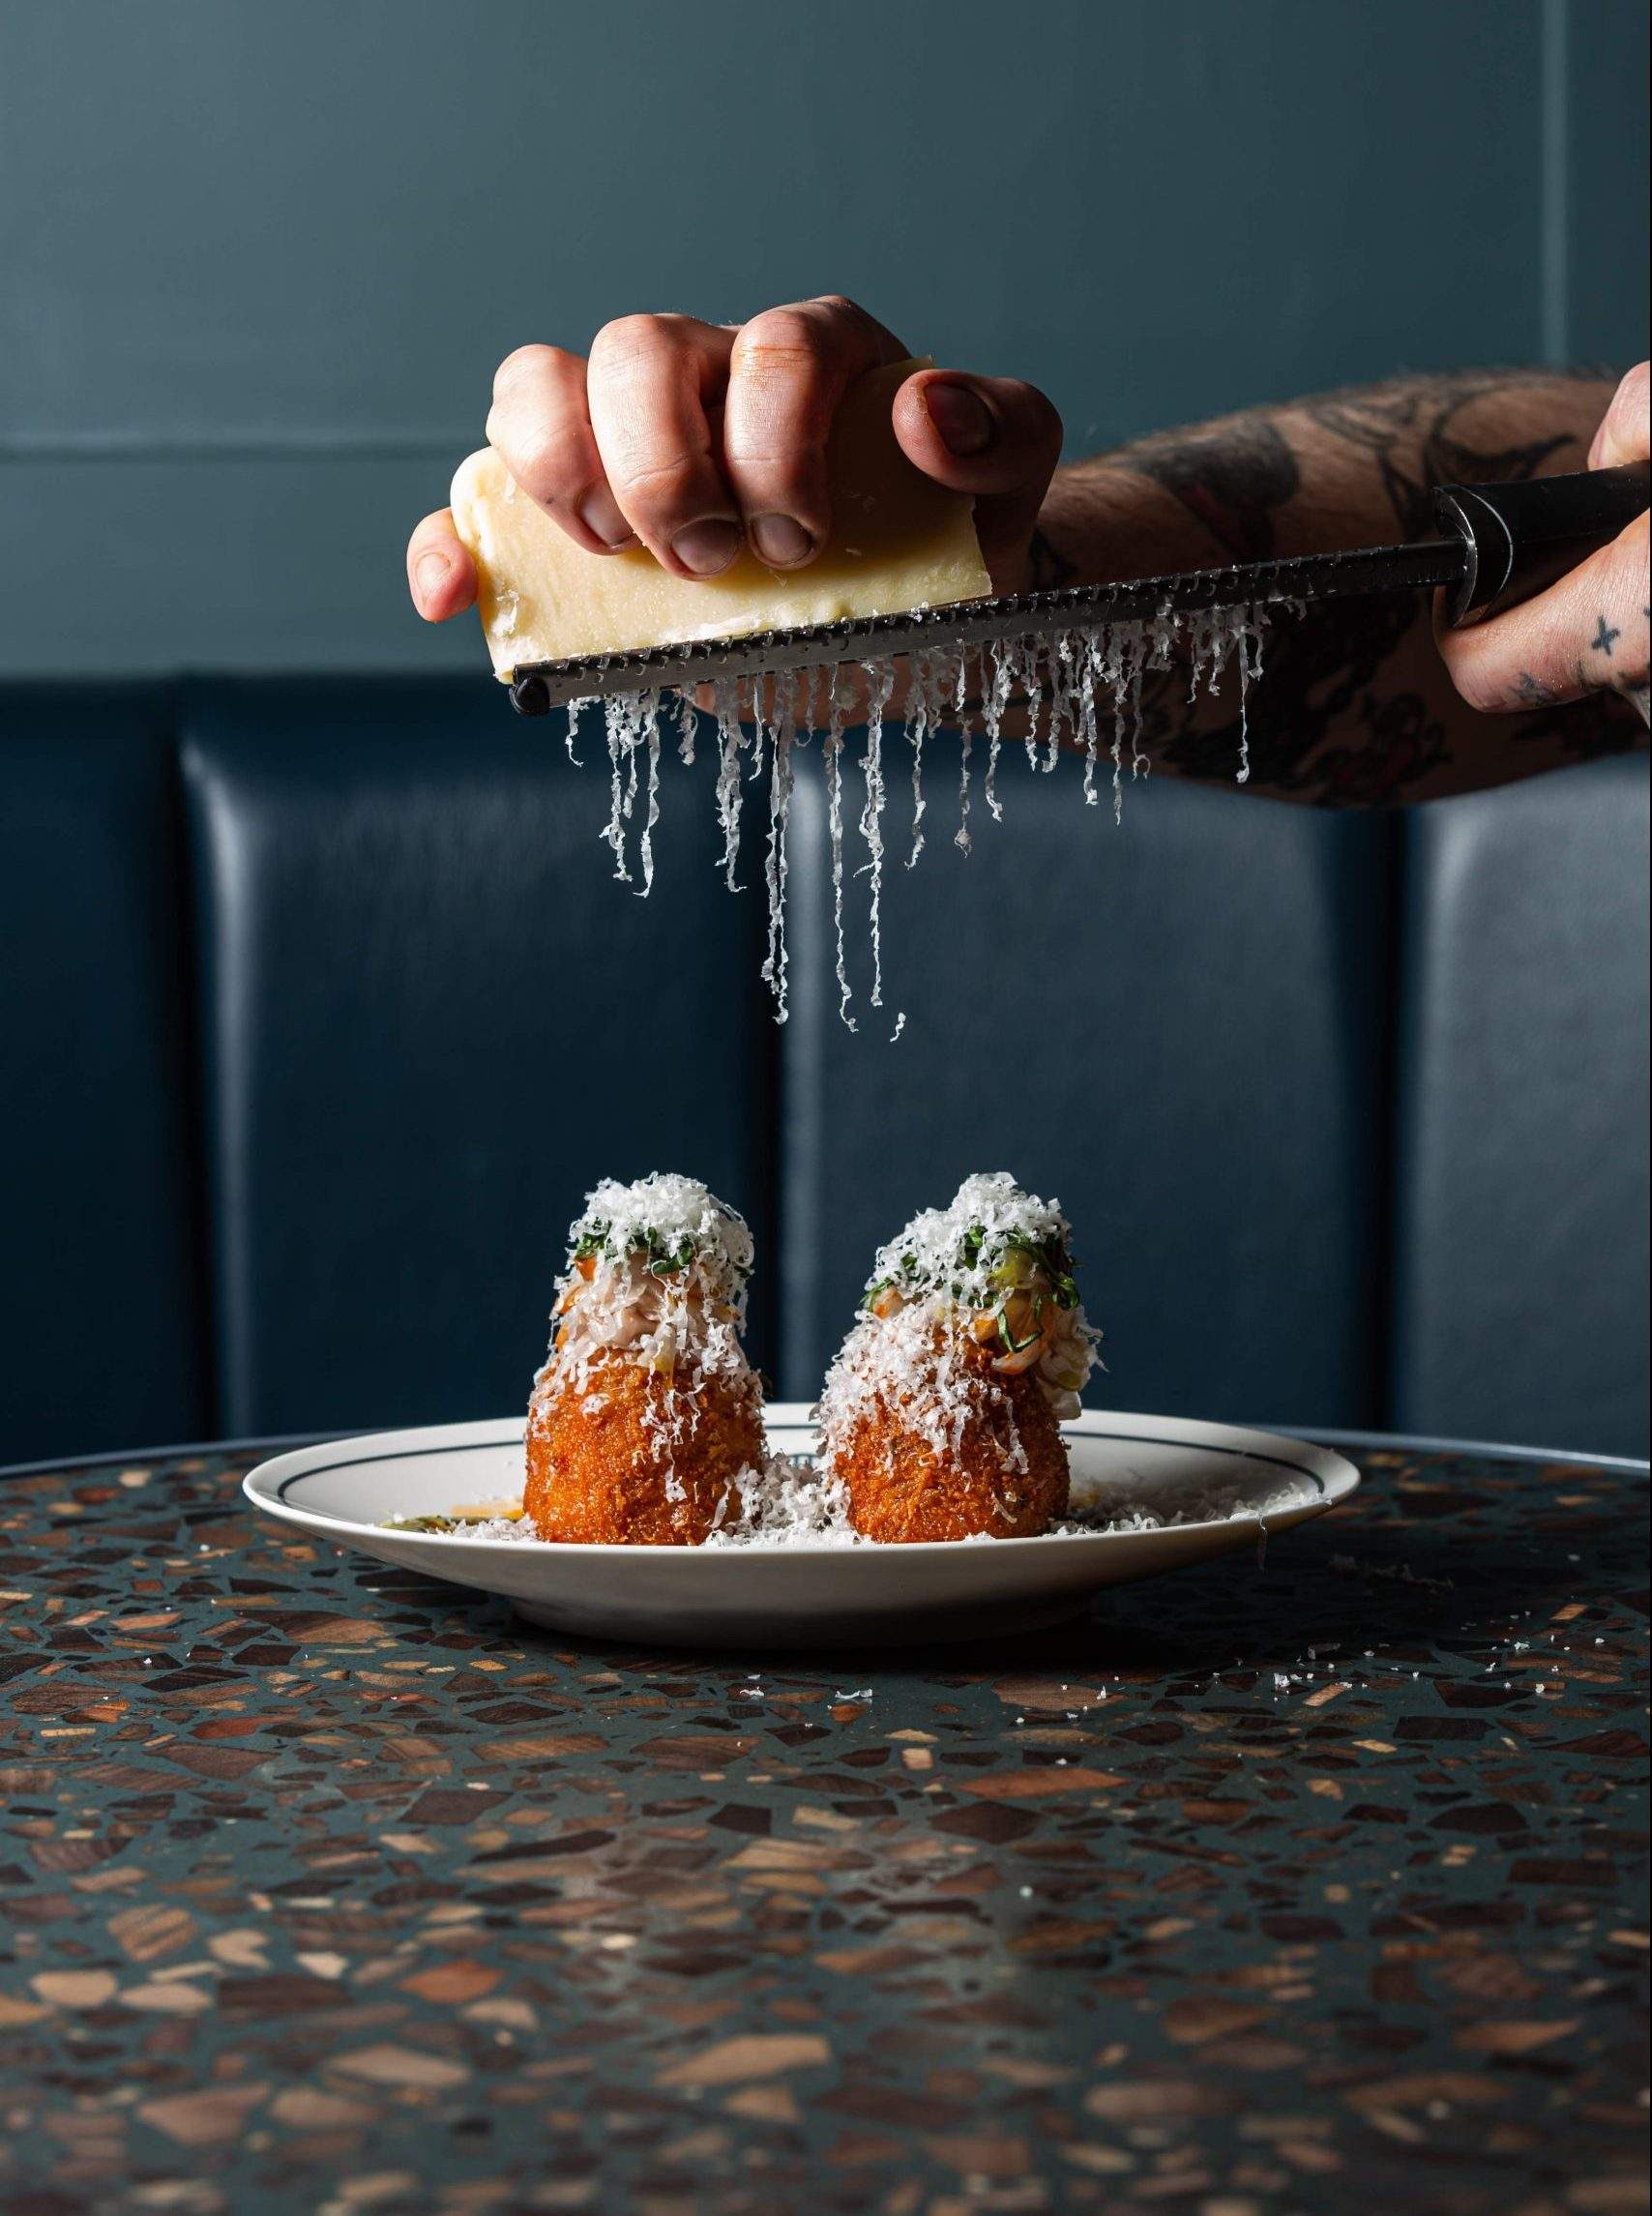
[829,1340,1070,1543]
[524,1348,764,1545]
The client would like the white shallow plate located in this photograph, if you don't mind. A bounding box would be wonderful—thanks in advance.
[244,1406,1359,1650]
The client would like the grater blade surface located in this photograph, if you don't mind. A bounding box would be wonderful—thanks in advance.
[507,539,1466,716]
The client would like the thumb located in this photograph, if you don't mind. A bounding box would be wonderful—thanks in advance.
[1588,361,1649,470]
[892,368,1064,590]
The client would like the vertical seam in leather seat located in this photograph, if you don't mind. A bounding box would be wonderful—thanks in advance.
[1375,807,1414,1435]
[139,674,221,1449]
[175,678,236,1437]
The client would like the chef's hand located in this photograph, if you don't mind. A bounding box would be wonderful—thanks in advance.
[406,296,1062,619]
[1436,362,1650,724]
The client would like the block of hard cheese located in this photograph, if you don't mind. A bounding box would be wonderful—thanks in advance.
[450,357,992,678]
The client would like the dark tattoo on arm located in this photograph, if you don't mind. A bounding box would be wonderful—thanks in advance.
[1049,368,1643,802]
[1300,370,1577,536]
[1110,418,1301,561]
[1150,594,1453,805]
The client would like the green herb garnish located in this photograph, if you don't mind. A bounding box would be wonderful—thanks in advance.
[994,1297,1045,1354]
[863,1225,1080,1313]
[574,1222,698,1278]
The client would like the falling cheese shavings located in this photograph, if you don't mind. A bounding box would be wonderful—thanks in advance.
[824,670,854,1030]
[760,688,797,1021]
[858,661,894,1011]
[562,606,1272,1028]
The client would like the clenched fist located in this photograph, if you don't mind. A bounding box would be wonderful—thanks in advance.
[407,294,1063,620]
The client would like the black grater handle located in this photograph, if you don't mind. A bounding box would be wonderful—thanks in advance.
[1435,461,1650,627]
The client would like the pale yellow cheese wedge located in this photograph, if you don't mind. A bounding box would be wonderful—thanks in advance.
[450,357,992,679]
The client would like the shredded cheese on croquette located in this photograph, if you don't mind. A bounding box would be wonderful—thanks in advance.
[863,1171,1077,1313]
[817,1172,1102,1508]
[534,1173,761,1490]
[816,1301,1028,1479]
[565,1171,753,1318]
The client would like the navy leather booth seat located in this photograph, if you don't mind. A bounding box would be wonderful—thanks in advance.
[3,679,1646,1463]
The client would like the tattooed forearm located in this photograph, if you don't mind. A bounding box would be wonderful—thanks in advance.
[1143,593,1454,806]
[1030,366,1646,804]
[1110,416,1301,561]
[1297,369,1581,538]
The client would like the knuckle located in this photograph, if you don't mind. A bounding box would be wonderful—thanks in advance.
[733,306,827,370]
[492,343,572,401]
[590,312,676,370]
[606,450,707,511]
[723,440,826,509]
[496,417,595,503]
[813,294,887,351]
[723,430,821,475]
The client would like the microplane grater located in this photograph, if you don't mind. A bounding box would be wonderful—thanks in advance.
[504,462,1649,718]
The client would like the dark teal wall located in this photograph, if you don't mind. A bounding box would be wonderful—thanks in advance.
[1,0,1646,676]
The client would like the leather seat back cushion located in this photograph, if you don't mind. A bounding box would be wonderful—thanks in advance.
[1390,753,1649,1458]
[180,679,776,1437]
[2,679,1645,1461]
[779,746,1395,1432]
[0,686,212,1462]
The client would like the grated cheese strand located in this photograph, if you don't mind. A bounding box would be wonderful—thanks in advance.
[675,689,698,766]
[825,668,855,1030]
[859,659,894,1009]
[637,690,662,897]
[713,678,745,890]
[906,650,931,869]
[950,645,974,853]
[761,691,796,1020]
[544,601,1280,1010]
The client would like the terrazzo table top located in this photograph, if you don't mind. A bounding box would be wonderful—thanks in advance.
[0,1433,1646,2216]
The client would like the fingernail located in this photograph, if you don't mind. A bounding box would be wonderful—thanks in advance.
[415,552,451,602]
[671,519,743,576]
[924,379,993,457]
[750,514,815,569]
[577,485,634,548]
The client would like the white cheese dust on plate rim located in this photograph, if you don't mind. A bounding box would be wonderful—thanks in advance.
[244,1408,1360,1652]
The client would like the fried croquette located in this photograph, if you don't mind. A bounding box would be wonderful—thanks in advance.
[525,1347,764,1545]
[830,1336,1070,1543]
[523,1172,765,1547]
[817,1172,1101,1544]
